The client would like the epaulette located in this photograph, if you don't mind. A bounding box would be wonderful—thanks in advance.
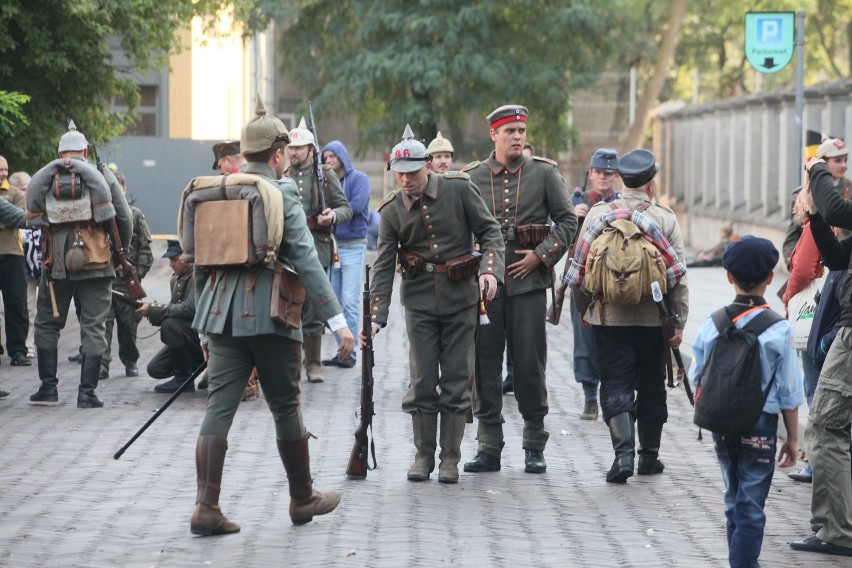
[378,190,397,211]
[460,160,481,172]
[442,170,470,180]
[533,155,558,167]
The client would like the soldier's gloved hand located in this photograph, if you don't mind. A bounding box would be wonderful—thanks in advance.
[24,217,49,230]
[335,326,355,360]
[479,274,498,302]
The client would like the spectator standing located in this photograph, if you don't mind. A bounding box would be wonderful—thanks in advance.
[321,140,371,368]
[0,156,31,366]
[9,171,38,359]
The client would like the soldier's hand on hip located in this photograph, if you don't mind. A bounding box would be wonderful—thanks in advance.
[335,327,355,359]
[507,249,543,280]
[479,274,497,302]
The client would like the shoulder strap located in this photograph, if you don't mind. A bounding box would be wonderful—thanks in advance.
[710,308,731,334]
[741,308,783,336]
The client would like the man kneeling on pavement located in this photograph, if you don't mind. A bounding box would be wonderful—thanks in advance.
[137,240,204,393]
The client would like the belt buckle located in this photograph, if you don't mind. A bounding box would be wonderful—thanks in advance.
[425,263,434,273]
[507,226,516,241]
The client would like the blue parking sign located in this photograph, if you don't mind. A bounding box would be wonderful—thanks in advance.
[745,12,795,73]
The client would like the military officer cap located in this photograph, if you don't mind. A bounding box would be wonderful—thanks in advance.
[427,131,454,155]
[389,124,432,173]
[816,138,848,159]
[240,94,290,155]
[486,104,528,129]
[58,119,89,153]
[211,140,240,169]
[162,239,183,259]
[288,117,316,148]
[589,148,619,172]
[617,149,659,188]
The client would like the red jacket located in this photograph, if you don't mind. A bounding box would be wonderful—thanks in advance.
[782,219,824,306]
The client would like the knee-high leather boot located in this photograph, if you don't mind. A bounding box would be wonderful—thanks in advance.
[637,421,665,475]
[438,413,466,484]
[77,354,104,408]
[606,412,635,483]
[190,435,241,536]
[408,414,438,481]
[30,348,59,403]
[278,435,340,525]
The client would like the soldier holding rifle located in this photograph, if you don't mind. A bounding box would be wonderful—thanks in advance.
[27,121,133,408]
[365,125,504,484]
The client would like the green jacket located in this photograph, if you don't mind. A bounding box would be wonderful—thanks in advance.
[370,172,505,324]
[192,162,343,340]
[289,162,352,267]
[0,195,25,228]
[465,152,576,296]
[148,267,195,326]
[115,205,153,283]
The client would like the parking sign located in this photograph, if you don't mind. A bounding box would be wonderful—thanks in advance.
[745,12,795,73]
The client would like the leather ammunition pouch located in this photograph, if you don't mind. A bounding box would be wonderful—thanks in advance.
[64,225,111,273]
[398,250,425,280]
[270,261,306,329]
[446,252,482,282]
[515,223,550,247]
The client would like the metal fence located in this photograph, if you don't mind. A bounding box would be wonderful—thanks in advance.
[652,78,852,247]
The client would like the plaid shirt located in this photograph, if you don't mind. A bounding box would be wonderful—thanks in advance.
[564,207,687,289]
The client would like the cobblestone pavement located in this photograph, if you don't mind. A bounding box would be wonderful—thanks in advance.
[0,251,844,567]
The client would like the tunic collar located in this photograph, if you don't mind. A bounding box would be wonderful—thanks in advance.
[400,173,439,211]
[485,151,526,175]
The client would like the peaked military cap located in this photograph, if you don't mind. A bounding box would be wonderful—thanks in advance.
[211,141,240,169]
[240,94,290,155]
[427,131,454,154]
[288,116,315,148]
[817,138,848,159]
[617,149,659,188]
[589,148,619,172]
[389,124,431,173]
[162,239,183,259]
[486,104,528,129]
[58,119,89,153]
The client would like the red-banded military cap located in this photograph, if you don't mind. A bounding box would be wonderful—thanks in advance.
[486,104,529,129]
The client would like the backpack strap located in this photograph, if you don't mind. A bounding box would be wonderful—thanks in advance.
[740,307,783,336]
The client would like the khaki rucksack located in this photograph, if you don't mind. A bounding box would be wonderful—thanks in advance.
[584,216,667,305]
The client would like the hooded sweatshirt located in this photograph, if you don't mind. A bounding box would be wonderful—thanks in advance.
[322,140,370,241]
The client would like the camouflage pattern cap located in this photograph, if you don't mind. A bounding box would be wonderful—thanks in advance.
[211,140,240,169]
[240,94,290,155]
[817,138,848,159]
[389,124,431,173]
[58,119,89,153]
[288,116,315,148]
[486,104,528,129]
[427,131,454,155]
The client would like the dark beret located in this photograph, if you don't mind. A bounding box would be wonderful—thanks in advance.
[722,236,779,284]
[486,104,529,129]
[589,148,618,172]
[617,149,659,188]
[211,141,241,170]
[162,239,183,259]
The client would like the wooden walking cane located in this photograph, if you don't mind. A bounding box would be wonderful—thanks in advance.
[113,361,207,459]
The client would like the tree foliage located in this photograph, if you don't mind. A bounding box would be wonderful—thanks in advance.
[280,0,609,156]
[0,0,269,172]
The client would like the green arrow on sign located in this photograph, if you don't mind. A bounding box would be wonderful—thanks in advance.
[745,12,795,74]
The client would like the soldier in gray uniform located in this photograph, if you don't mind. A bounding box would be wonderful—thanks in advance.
[188,96,354,536]
[27,121,133,408]
[287,117,352,383]
[367,125,504,483]
[463,105,577,474]
[100,171,153,379]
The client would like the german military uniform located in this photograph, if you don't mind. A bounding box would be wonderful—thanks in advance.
[464,105,577,474]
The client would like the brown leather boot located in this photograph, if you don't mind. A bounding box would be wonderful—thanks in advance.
[190,436,241,536]
[408,414,437,481]
[278,435,341,525]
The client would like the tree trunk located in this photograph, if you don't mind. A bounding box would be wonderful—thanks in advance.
[622,0,688,150]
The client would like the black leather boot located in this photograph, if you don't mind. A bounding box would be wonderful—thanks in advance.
[606,412,635,483]
[637,421,665,475]
[77,354,104,408]
[30,348,59,403]
[155,347,195,393]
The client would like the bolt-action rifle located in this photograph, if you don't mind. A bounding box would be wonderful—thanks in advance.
[306,101,327,213]
[346,265,377,479]
[651,281,694,407]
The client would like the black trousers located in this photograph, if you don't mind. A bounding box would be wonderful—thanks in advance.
[147,318,203,379]
[593,325,668,425]
[0,254,30,357]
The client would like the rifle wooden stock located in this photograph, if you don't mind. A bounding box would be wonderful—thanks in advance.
[112,290,143,309]
[546,280,568,325]
[346,265,376,479]
[109,217,146,300]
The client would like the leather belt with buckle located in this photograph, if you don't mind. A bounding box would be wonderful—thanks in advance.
[424,262,448,273]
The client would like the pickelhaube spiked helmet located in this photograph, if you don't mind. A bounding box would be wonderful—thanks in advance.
[388,124,431,173]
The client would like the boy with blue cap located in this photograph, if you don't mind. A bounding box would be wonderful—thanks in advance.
[689,235,803,567]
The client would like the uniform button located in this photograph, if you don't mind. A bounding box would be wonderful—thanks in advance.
[425,215,430,219]
[487,267,493,271]
[428,225,433,230]
[372,315,377,320]
[431,234,436,238]
[504,179,509,184]
[422,205,428,210]
[504,198,509,203]
[433,244,438,249]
